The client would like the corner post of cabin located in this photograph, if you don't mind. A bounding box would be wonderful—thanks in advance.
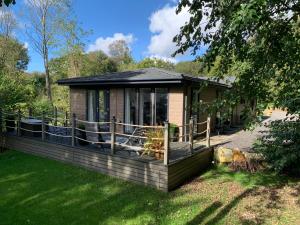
[42,111,45,141]
[164,121,170,165]
[189,117,194,154]
[110,116,116,155]
[206,115,211,148]
[17,109,21,136]
[71,113,76,147]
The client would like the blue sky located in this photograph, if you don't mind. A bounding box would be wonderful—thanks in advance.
[13,0,203,72]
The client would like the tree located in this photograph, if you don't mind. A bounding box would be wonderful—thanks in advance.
[0,36,29,74]
[174,0,300,117]
[59,19,90,77]
[108,40,133,65]
[136,57,175,70]
[175,60,202,76]
[0,8,16,38]
[82,50,118,76]
[24,0,71,102]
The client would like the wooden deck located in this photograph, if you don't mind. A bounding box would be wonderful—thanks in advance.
[3,135,213,192]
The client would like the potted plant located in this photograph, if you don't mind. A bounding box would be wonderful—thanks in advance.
[77,123,88,146]
[169,123,179,142]
[143,129,164,160]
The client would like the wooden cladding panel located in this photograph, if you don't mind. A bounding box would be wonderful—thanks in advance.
[5,136,212,192]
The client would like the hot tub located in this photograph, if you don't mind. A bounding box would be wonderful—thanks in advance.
[21,119,42,137]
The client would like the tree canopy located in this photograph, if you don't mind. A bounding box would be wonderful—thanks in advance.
[0,0,15,7]
[174,0,300,117]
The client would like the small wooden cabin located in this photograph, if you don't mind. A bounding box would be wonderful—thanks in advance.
[58,68,243,136]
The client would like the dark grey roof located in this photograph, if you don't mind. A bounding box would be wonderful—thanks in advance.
[57,68,231,87]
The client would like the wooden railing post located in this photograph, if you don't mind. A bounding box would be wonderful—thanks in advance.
[189,117,194,154]
[28,107,32,117]
[42,112,45,141]
[0,108,2,136]
[111,116,116,155]
[71,113,76,147]
[17,109,21,136]
[164,122,170,165]
[54,106,58,126]
[65,111,68,127]
[206,116,211,147]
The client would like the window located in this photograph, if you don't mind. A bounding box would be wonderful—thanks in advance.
[155,88,168,125]
[125,88,138,133]
[87,90,97,122]
[124,88,168,131]
[87,89,110,122]
[139,88,152,125]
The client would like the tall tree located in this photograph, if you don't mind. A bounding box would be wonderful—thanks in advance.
[24,0,71,102]
[108,40,133,65]
[59,19,90,77]
[0,8,16,38]
[174,0,300,117]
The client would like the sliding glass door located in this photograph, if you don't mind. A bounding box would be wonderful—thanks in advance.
[155,88,168,125]
[124,88,168,131]
[124,88,138,133]
[87,89,110,122]
[139,88,153,126]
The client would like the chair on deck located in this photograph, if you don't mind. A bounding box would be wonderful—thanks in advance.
[120,127,147,155]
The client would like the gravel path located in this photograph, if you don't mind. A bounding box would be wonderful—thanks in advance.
[217,110,287,152]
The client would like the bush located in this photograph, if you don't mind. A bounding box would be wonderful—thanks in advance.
[30,97,53,116]
[254,120,300,175]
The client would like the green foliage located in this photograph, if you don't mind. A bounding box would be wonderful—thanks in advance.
[0,73,32,110]
[174,0,300,120]
[82,51,118,75]
[254,120,300,175]
[30,97,53,116]
[174,60,202,76]
[108,40,134,66]
[0,36,29,73]
[136,57,175,70]
[0,0,15,7]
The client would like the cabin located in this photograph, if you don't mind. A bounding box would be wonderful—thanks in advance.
[1,68,245,192]
[57,68,242,137]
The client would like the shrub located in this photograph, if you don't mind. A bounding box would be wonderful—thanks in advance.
[254,120,300,175]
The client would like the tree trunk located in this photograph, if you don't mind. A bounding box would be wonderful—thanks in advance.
[43,52,52,102]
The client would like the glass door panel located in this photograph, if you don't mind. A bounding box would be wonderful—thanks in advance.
[139,88,152,125]
[87,90,97,122]
[155,88,168,125]
[125,88,138,133]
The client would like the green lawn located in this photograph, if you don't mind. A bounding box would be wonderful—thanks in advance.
[1,150,300,225]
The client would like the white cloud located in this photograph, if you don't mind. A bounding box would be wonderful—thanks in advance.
[149,55,178,64]
[23,42,29,49]
[87,33,135,55]
[147,5,191,60]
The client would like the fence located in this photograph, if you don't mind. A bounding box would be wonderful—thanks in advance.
[0,108,211,166]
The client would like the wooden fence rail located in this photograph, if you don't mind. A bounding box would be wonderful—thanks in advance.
[0,109,211,166]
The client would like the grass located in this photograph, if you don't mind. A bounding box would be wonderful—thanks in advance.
[1,150,300,225]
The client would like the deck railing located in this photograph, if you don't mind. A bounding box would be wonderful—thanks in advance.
[0,109,211,165]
